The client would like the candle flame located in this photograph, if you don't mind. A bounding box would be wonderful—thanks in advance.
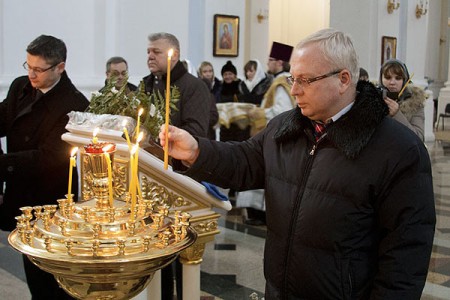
[93,127,100,137]
[168,49,174,58]
[138,108,144,117]
[131,144,139,155]
[122,119,127,127]
[136,132,144,144]
[102,144,114,153]
[70,147,78,157]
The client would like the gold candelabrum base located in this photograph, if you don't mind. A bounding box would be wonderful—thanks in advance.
[8,149,197,300]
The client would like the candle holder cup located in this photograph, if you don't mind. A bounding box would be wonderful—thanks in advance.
[84,145,116,209]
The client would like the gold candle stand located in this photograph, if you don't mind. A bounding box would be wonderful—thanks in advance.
[8,144,197,300]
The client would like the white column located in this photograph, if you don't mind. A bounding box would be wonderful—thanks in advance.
[183,264,201,300]
[132,270,161,300]
[424,91,435,142]
[436,18,450,131]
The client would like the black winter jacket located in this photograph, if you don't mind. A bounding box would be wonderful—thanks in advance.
[143,61,210,138]
[0,72,89,231]
[237,74,273,105]
[183,81,436,299]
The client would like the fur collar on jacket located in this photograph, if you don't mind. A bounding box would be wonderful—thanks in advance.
[274,80,389,159]
[399,85,426,120]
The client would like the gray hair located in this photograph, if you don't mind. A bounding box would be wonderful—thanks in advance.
[296,28,359,85]
[148,32,180,52]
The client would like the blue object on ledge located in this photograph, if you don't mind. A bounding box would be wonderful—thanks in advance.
[201,181,229,201]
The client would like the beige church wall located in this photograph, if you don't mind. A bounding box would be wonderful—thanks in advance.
[0,0,193,98]
[0,0,270,98]
[269,0,330,51]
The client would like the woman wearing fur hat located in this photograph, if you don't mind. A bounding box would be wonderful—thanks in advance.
[219,60,241,103]
[218,60,248,142]
[379,59,426,141]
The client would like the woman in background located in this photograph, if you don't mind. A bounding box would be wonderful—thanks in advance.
[238,59,272,105]
[217,61,246,142]
[198,61,222,103]
[379,59,427,141]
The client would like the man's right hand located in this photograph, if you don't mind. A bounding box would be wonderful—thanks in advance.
[159,125,200,166]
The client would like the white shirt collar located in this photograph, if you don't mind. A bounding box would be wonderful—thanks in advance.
[329,101,354,123]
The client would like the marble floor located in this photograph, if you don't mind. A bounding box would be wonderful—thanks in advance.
[0,140,450,299]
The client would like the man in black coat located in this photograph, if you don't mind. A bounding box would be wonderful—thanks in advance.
[143,32,211,300]
[160,29,435,299]
[143,32,210,139]
[100,56,137,93]
[0,35,89,299]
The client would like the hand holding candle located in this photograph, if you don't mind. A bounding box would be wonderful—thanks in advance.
[164,48,174,170]
[67,147,78,202]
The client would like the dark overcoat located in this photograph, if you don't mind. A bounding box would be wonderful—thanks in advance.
[0,71,89,231]
[143,61,210,138]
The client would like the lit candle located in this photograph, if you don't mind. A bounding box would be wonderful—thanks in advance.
[128,149,135,194]
[135,108,144,141]
[92,127,99,144]
[135,132,144,199]
[102,144,114,208]
[67,147,78,203]
[122,120,132,150]
[130,145,138,220]
[164,48,174,170]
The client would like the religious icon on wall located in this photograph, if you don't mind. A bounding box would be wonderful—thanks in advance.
[381,36,397,65]
[213,14,239,57]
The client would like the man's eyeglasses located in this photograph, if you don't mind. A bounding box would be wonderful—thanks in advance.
[23,62,59,75]
[287,70,342,87]
[108,71,128,77]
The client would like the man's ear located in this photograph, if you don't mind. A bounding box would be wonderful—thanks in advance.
[338,69,352,94]
[172,49,180,62]
[56,62,66,75]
